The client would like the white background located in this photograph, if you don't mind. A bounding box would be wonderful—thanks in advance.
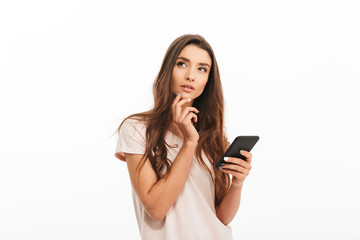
[1,0,359,239]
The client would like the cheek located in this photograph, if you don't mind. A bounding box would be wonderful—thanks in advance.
[195,76,209,95]
[171,69,182,92]
[172,69,181,83]
[198,75,209,89]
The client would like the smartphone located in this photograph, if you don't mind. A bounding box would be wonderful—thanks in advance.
[215,136,260,169]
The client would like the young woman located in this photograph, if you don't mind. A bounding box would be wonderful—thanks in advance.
[114,34,253,240]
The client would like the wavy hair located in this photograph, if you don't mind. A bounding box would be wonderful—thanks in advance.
[114,34,230,207]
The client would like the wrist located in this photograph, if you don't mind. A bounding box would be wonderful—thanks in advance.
[231,178,244,188]
[183,139,198,147]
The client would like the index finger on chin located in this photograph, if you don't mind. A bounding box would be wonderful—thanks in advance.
[172,92,181,107]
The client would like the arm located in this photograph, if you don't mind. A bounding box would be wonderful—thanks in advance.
[215,180,243,225]
[216,150,253,225]
[125,94,200,221]
[125,140,197,221]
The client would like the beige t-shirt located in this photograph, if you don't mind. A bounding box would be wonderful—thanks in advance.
[114,118,233,240]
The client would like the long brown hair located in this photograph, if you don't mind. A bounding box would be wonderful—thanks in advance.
[114,34,230,207]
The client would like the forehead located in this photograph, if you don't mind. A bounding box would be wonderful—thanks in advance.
[177,44,212,66]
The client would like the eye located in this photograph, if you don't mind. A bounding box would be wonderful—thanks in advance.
[199,67,207,72]
[177,61,187,67]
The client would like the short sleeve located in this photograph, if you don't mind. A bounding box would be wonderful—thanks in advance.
[114,118,146,161]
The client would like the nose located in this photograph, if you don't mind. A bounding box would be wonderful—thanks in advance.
[186,67,195,82]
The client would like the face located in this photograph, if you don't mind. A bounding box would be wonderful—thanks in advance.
[171,44,212,101]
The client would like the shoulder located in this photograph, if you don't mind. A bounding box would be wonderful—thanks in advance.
[115,117,148,161]
[122,117,146,128]
[120,117,147,137]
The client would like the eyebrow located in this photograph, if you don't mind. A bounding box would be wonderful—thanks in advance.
[176,57,211,68]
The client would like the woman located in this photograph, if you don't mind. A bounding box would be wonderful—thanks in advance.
[114,34,253,240]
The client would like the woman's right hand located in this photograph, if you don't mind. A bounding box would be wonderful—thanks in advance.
[171,93,199,143]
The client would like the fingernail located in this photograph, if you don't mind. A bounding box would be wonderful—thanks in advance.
[220,163,225,166]
[224,157,229,161]
[187,98,191,101]
[177,92,180,97]
[240,150,244,154]
[219,167,222,170]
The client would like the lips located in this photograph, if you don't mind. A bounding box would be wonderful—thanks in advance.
[180,84,195,90]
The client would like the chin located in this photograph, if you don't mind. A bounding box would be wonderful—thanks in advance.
[180,92,193,98]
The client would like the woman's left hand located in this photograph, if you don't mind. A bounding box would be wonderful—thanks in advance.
[219,150,252,187]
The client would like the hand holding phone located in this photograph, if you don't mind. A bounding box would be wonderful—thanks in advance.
[215,136,259,169]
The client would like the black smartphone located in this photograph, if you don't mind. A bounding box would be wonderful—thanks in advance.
[215,136,260,169]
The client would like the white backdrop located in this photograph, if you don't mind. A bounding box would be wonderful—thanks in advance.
[1,0,359,239]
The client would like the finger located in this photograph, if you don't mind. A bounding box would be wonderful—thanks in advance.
[171,92,182,108]
[172,94,182,120]
[221,163,249,175]
[240,150,252,162]
[220,168,245,180]
[175,98,192,108]
[224,157,251,169]
[179,107,199,120]
[183,112,197,124]
[174,99,192,121]
[185,107,199,113]
[173,98,191,121]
